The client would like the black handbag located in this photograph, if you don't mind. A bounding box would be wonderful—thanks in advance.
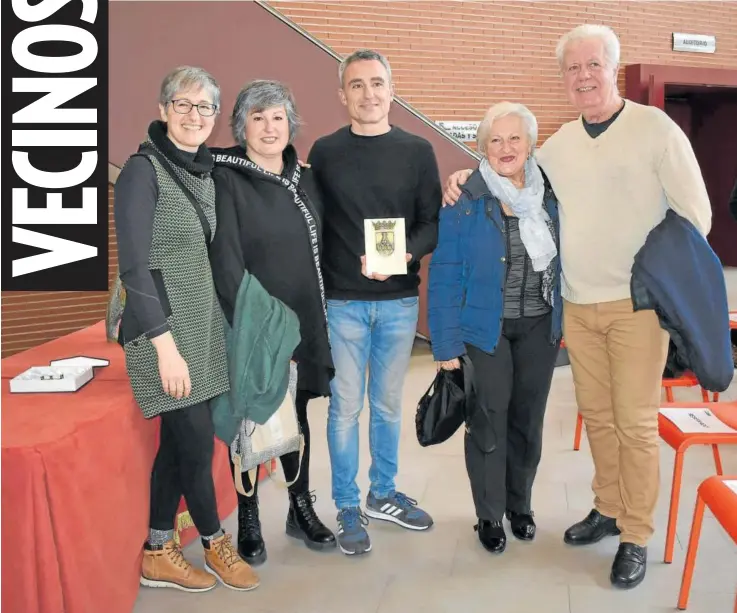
[415,355,475,447]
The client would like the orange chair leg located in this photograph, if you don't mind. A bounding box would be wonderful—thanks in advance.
[712,445,723,475]
[665,451,685,564]
[677,495,706,610]
[700,389,719,402]
[573,412,583,451]
[665,387,675,403]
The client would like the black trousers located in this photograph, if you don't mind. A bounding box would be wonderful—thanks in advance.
[149,401,221,537]
[231,389,311,502]
[464,313,560,522]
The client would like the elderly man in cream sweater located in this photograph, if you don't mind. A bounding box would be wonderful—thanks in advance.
[442,24,711,590]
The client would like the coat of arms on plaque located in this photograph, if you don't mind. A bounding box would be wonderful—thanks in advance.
[372,220,396,256]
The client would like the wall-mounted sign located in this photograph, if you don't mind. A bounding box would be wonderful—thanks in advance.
[436,120,480,143]
[672,33,716,54]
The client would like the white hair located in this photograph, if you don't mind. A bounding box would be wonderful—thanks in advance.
[476,102,538,155]
[555,24,621,69]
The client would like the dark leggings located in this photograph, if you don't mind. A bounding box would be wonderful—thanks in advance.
[230,389,311,501]
[464,313,560,522]
[149,401,221,537]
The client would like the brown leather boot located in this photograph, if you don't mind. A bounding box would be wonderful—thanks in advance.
[204,533,260,591]
[140,540,216,592]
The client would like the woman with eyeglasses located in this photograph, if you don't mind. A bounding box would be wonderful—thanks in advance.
[115,66,259,593]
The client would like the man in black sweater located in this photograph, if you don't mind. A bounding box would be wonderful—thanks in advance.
[308,49,441,556]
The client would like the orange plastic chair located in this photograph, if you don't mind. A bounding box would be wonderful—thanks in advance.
[659,401,737,564]
[662,371,720,403]
[572,372,718,451]
[677,474,737,611]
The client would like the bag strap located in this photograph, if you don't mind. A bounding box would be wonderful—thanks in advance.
[232,435,306,497]
[141,146,212,246]
[259,435,305,490]
[460,354,476,408]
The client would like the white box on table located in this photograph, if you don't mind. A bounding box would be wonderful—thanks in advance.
[10,366,94,394]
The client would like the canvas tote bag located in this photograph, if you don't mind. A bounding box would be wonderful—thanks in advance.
[230,361,304,496]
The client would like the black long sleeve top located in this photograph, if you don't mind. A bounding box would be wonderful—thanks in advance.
[307,125,441,300]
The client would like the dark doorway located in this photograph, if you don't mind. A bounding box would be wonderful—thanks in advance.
[664,84,737,266]
[625,64,737,267]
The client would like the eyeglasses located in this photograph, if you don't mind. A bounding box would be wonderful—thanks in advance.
[170,99,217,117]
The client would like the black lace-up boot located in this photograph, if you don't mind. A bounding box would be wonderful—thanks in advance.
[237,494,266,565]
[286,491,336,551]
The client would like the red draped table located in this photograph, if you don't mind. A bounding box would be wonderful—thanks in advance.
[1,322,237,613]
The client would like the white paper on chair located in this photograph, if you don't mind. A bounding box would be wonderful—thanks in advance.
[659,408,737,434]
[363,218,407,276]
[729,313,737,323]
[724,480,737,496]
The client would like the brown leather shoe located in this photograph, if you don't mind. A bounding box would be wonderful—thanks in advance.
[204,533,260,591]
[140,540,216,592]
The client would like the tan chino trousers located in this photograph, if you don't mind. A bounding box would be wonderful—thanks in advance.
[564,298,669,546]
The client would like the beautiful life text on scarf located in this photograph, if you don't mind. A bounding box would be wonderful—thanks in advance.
[478,156,557,272]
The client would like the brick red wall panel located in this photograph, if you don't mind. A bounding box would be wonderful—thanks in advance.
[274,0,737,141]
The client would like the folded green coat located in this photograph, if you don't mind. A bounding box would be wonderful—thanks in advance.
[211,269,301,445]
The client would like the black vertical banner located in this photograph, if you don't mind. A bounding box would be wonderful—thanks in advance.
[2,0,109,291]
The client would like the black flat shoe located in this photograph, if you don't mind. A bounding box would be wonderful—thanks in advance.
[506,511,536,541]
[610,543,647,589]
[237,494,267,565]
[475,519,506,554]
[286,491,336,551]
[564,509,620,546]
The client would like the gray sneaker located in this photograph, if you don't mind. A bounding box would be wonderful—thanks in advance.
[365,491,434,531]
[336,507,371,556]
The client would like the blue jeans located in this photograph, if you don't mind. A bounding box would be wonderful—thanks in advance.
[327,297,419,510]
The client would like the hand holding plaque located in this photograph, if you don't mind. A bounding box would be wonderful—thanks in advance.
[363,218,408,277]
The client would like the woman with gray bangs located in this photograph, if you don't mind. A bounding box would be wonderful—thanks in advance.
[114,66,259,592]
[209,80,336,565]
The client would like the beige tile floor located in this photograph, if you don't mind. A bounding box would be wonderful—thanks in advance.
[134,268,737,613]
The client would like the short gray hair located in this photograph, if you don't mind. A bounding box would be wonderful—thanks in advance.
[230,80,302,148]
[476,102,538,155]
[159,66,220,110]
[339,49,392,86]
[555,24,621,69]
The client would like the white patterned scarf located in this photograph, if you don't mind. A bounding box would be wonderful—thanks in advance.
[478,156,557,272]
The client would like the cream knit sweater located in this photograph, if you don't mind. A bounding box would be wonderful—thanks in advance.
[536,100,712,305]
